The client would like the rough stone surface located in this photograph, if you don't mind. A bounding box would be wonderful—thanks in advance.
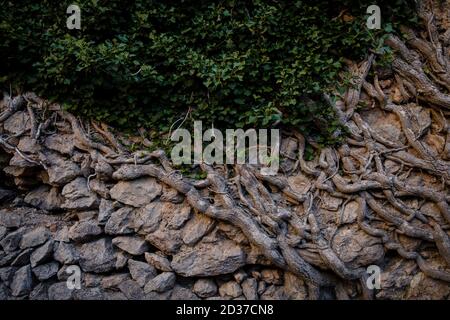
[144,272,176,293]
[20,227,50,249]
[128,259,157,287]
[110,178,162,207]
[144,252,172,272]
[193,279,217,298]
[78,238,117,273]
[32,261,59,281]
[62,177,99,210]
[171,240,246,277]
[105,207,135,235]
[112,236,149,255]
[69,220,102,242]
[11,264,33,296]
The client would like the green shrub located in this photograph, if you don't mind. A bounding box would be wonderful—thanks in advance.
[0,0,416,143]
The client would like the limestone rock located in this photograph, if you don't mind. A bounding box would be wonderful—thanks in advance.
[110,177,161,207]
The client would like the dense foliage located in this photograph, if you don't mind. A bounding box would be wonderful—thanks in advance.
[0,0,416,142]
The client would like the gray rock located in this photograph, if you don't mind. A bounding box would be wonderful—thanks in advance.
[145,228,182,255]
[283,272,307,300]
[24,185,64,211]
[83,273,103,287]
[219,281,242,298]
[44,134,75,156]
[233,269,248,283]
[98,199,120,225]
[30,240,54,267]
[62,177,99,210]
[128,259,157,287]
[241,278,258,300]
[105,207,135,235]
[68,220,102,242]
[0,229,24,252]
[260,285,287,300]
[44,151,81,186]
[167,205,191,230]
[101,273,130,289]
[170,285,200,300]
[0,209,22,228]
[144,272,176,293]
[0,225,7,241]
[181,212,215,246]
[73,287,105,300]
[118,279,145,300]
[0,266,17,285]
[0,282,9,300]
[20,226,50,249]
[54,242,79,264]
[110,177,162,207]
[193,279,218,298]
[89,179,110,199]
[144,252,172,272]
[29,283,49,300]
[11,248,33,266]
[134,202,163,234]
[0,188,15,204]
[112,236,149,255]
[48,282,74,300]
[171,240,246,277]
[4,111,30,135]
[0,251,19,266]
[78,238,117,273]
[11,264,33,296]
[115,251,129,269]
[32,261,59,280]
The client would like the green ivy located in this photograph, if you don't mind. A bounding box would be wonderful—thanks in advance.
[0,0,416,143]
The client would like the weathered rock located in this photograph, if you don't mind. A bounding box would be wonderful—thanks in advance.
[112,236,149,255]
[44,134,75,156]
[115,251,129,269]
[11,264,33,296]
[43,151,81,186]
[32,261,59,281]
[0,209,22,228]
[181,212,215,246]
[62,177,99,210]
[261,269,283,285]
[0,226,7,241]
[128,259,157,287]
[11,248,33,266]
[134,202,163,234]
[20,226,50,249]
[24,185,63,211]
[98,199,119,225]
[145,228,182,254]
[193,279,217,298]
[0,229,24,252]
[233,269,248,284]
[283,272,307,300]
[78,238,116,273]
[171,285,200,300]
[47,282,74,300]
[331,224,384,268]
[4,111,30,135]
[171,240,246,277]
[241,278,258,300]
[0,266,17,285]
[110,177,162,207]
[260,285,287,300]
[89,179,110,199]
[73,287,105,300]
[341,201,359,224]
[101,273,130,289]
[287,174,311,195]
[0,251,19,267]
[54,241,79,264]
[144,252,172,272]
[0,188,15,203]
[29,283,49,300]
[105,207,135,235]
[68,220,102,242]
[219,281,242,298]
[144,272,176,293]
[118,279,145,300]
[167,205,191,230]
